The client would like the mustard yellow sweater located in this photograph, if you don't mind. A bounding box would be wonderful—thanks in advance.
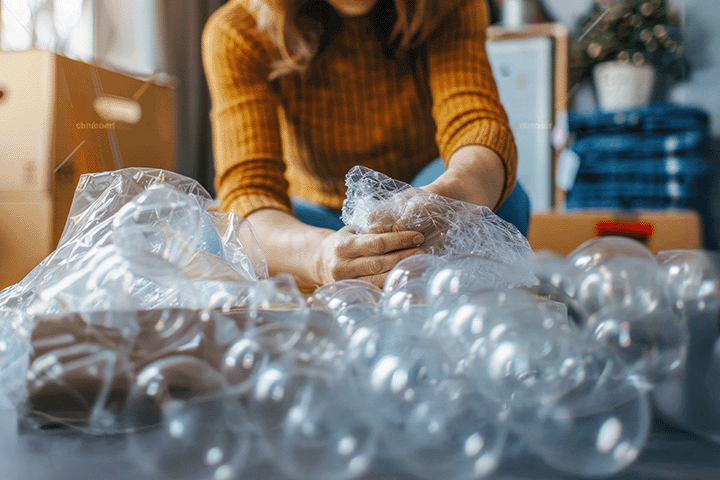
[202,0,517,219]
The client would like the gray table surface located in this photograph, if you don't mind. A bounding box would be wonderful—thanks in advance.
[2,410,719,480]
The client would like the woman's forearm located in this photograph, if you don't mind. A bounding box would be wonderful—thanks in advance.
[246,207,426,289]
[246,208,330,287]
[426,145,507,210]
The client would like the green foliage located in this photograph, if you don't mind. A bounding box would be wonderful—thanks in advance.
[575,0,689,81]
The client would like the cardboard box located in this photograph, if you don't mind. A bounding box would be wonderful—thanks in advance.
[0,50,176,289]
[0,192,53,289]
[0,50,176,192]
[528,209,703,255]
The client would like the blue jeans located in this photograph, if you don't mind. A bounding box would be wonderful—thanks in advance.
[292,158,531,237]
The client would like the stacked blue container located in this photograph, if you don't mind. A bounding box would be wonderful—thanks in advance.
[565,103,711,210]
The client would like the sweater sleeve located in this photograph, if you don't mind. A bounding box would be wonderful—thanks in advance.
[426,0,518,208]
[202,7,293,218]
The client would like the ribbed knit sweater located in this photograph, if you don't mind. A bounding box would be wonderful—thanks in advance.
[202,0,517,219]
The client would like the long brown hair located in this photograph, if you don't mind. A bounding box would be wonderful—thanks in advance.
[257,0,466,79]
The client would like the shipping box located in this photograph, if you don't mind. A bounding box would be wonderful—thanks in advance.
[0,50,176,289]
[0,192,53,290]
[528,209,703,255]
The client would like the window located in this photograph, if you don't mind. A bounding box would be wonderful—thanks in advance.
[1,0,94,61]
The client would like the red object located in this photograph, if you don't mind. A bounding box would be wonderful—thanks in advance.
[595,220,655,244]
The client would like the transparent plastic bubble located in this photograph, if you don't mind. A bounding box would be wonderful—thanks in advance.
[513,371,651,477]
[25,342,128,432]
[222,335,268,394]
[334,304,384,339]
[245,362,318,435]
[529,251,592,326]
[291,310,344,366]
[125,355,226,429]
[129,399,250,480]
[244,275,310,341]
[112,184,202,270]
[531,251,574,298]
[531,250,570,286]
[652,250,720,439]
[267,376,377,480]
[574,256,668,323]
[590,306,688,382]
[308,280,383,312]
[341,166,534,264]
[131,309,220,365]
[343,318,386,378]
[568,236,655,272]
[221,311,337,394]
[383,254,447,297]
[383,278,432,314]
[0,308,31,407]
[657,249,720,311]
[366,335,450,403]
[250,274,307,312]
[361,334,453,450]
[398,377,508,480]
[428,290,591,406]
[426,255,536,306]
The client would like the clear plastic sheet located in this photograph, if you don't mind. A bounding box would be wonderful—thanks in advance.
[0,168,268,318]
[341,166,536,287]
[0,167,717,480]
[0,168,269,410]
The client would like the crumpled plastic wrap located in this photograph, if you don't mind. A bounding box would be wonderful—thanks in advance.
[0,168,270,411]
[0,168,268,317]
[0,167,717,480]
[341,166,535,287]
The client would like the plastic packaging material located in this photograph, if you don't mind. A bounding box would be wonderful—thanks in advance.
[394,377,508,480]
[0,309,31,408]
[341,314,509,480]
[428,289,591,406]
[308,279,383,313]
[307,280,385,342]
[3,166,720,479]
[426,255,538,307]
[533,236,689,384]
[424,288,652,477]
[0,168,268,316]
[658,249,720,313]
[512,371,652,477]
[128,399,251,480]
[383,254,447,297]
[23,308,244,432]
[653,250,720,443]
[341,166,534,271]
[245,360,377,480]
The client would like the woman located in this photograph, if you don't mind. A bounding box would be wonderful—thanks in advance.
[202,0,519,289]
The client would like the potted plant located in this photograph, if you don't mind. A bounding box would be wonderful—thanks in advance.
[573,0,689,111]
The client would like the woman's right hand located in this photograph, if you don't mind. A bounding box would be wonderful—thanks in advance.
[315,226,425,288]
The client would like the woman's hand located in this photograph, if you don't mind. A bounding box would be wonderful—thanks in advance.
[315,226,425,288]
[365,188,455,255]
[353,146,506,255]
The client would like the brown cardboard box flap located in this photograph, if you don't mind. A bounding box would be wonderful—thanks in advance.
[528,209,703,255]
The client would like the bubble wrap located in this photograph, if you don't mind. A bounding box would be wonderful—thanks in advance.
[0,168,268,316]
[341,166,534,275]
[0,168,716,480]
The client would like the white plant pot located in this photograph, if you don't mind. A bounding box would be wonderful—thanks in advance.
[593,61,657,112]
